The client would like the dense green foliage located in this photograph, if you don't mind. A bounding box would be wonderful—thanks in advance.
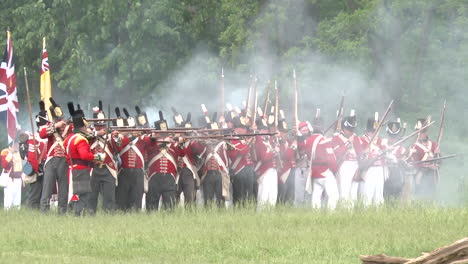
[0,1,466,198]
[0,206,467,263]
[0,0,466,111]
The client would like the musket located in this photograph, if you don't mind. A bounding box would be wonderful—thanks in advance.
[354,100,394,180]
[263,81,271,116]
[24,67,38,161]
[225,132,278,137]
[357,121,435,170]
[410,154,460,164]
[251,75,259,129]
[110,127,230,133]
[334,94,345,133]
[434,100,446,182]
[274,80,279,130]
[88,118,117,122]
[273,80,283,168]
[220,68,225,114]
[436,100,446,150]
[184,135,241,140]
[245,74,253,117]
[293,69,298,131]
[323,94,345,134]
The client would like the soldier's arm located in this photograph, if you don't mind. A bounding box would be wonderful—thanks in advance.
[27,140,40,172]
[76,138,96,161]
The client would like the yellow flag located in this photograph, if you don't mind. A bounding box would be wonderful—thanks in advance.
[40,37,52,118]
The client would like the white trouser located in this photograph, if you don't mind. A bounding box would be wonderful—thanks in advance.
[360,166,385,206]
[257,168,278,207]
[4,178,22,210]
[294,167,311,207]
[337,161,359,204]
[311,169,339,210]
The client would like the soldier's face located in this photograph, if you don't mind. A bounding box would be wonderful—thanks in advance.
[343,128,353,137]
[299,126,309,136]
[418,132,428,141]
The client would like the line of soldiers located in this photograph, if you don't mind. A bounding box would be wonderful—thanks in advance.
[16,98,442,215]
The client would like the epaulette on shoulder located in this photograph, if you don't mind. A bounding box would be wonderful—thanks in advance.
[74,134,89,145]
[1,149,9,155]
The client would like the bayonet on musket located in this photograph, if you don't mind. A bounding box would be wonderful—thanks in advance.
[263,81,271,116]
[251,75,259,129]
[293,69,298,131]
[354,100,394,181]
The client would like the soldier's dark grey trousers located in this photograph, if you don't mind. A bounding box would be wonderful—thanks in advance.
[116,168,144,211]
[40,157,69,214]
[74,192,91,217]
[177,167,196,206]
[278,168,295,204]
[146,173,176,211]
[89,166,116,214]
[26,176,43,210]
[203,170,224,207]
[232,165,255,206]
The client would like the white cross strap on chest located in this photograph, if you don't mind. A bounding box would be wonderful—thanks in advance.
[205,142,228,173]
[305,135,323,194]
[415,141,433,160]
[148,148,178,172]
[119,137,145,167]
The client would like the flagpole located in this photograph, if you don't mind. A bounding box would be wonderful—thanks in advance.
[24,67,38,160]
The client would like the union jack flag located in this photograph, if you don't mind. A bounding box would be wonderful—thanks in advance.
[0,31,19,144]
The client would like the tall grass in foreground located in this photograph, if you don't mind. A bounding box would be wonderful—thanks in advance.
[0,204,467,264]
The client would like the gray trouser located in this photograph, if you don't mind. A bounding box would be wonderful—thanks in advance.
[146,173,176,211]
[203,170,224,207]
[40,157,69,214]
[278,168,295,205]
[294,167,311,207]
[27,176,43,210]
[74,192,91,217]
[116,168,144,211]
[89,166,116,214]
[232,166,255,206]
[177,167,196,206]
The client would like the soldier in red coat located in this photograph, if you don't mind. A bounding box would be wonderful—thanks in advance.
[227,116,256,206]
[382,119,408,199]
[146,130,185,211]
[200,139,229,207]
[25,132,47,209]
[332,114,362,205]
[407,118,439,201]
[299,114,339,209]
[89,120,119,214]
[63,103,105,216]
[254,119,278,207]
[39,98,73,214]
[277,129,296,204]
[294,121,313,206]
[357,114,387,206]
[111,130,151,211]
[22,102,49,209]
[177,136,205,207]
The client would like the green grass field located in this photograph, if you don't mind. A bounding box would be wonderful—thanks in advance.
[1,205,467,263]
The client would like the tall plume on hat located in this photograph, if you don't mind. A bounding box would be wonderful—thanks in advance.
[49,97,64,120]
[68,102,87,129]
[36,100,49,128]
[135,106,149,127]
[114,107,126,127]
[122,107,135,127]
